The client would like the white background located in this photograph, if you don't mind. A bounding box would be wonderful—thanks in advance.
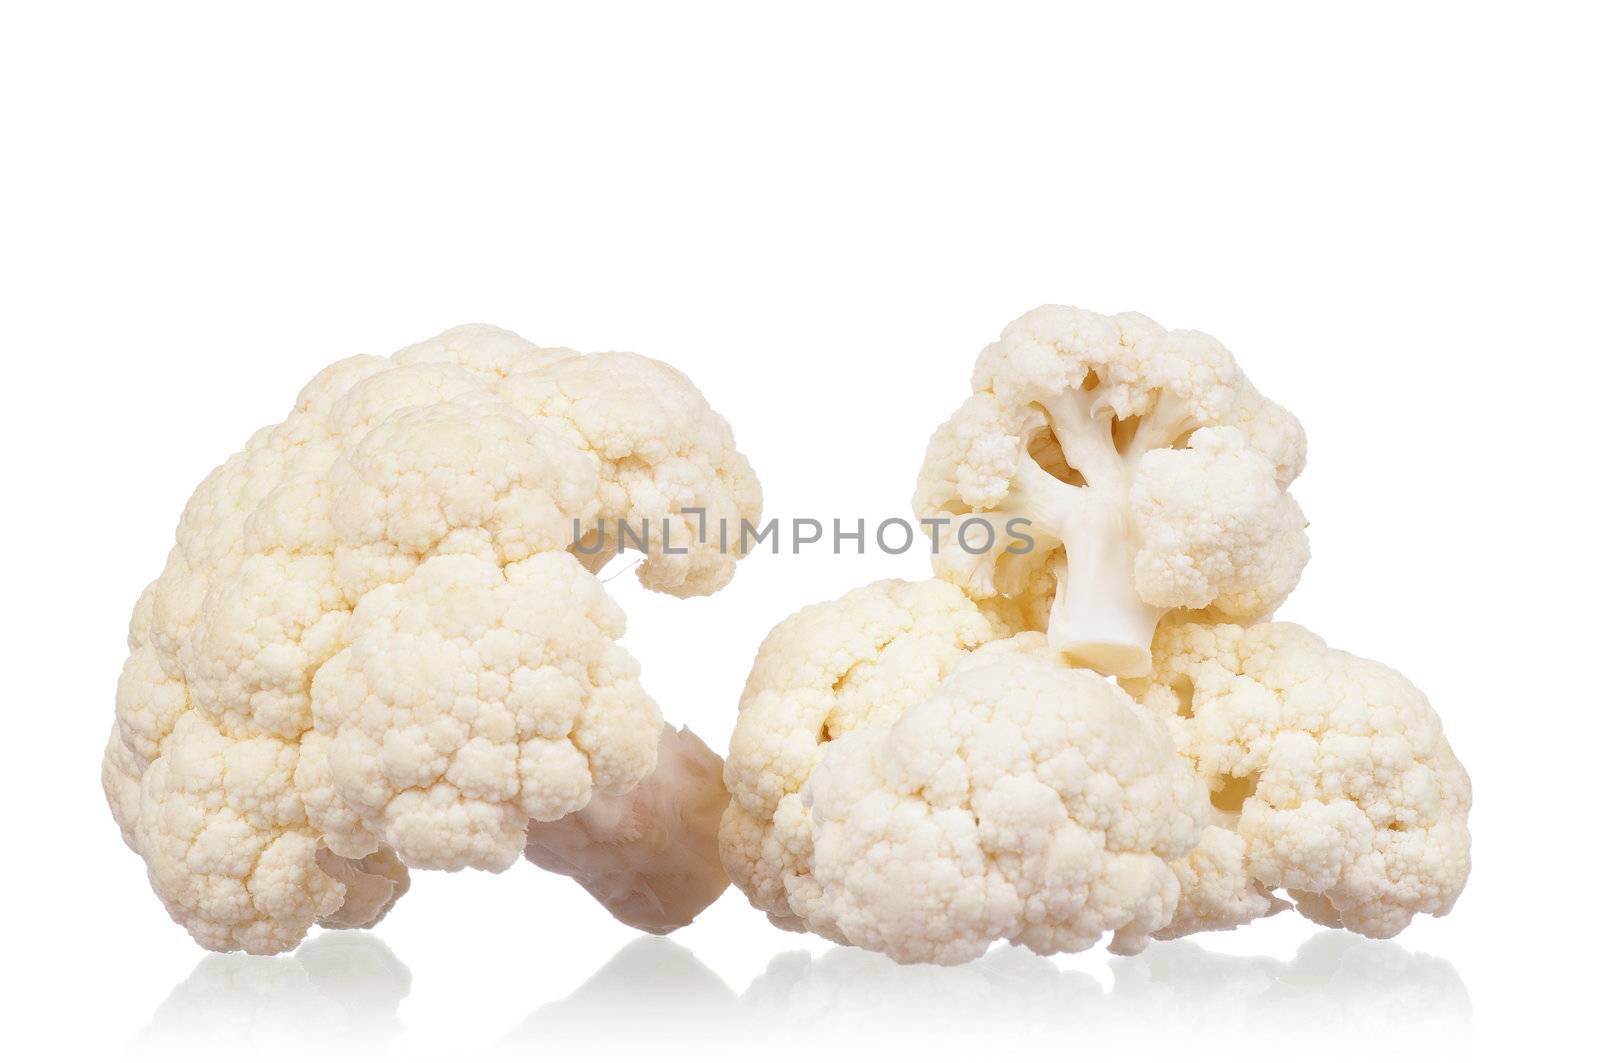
[4,2,1595,1060]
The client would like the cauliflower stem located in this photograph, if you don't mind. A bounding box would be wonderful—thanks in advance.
[525,726,731,934]
[916,306,1309,679]
[969,382,1190,677]
[1011,424,1167,677]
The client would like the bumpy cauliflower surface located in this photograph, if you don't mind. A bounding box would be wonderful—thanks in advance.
[915,306,1309,678]
[722,579,1017,929]
[105,324,759,953]
[721,581,1207,964]
[1123,620,1472,939]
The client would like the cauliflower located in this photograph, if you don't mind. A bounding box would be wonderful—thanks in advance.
[1123,620,1472,939]
[914,306,1309,677]
[721,579,1019,927]
[719,303,1469,963]
[104,324,760,953]
[721,581,1207,964]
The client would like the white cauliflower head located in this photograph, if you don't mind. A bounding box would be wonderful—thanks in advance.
[914,306,1309,678]
[105,324,758,953]
[1123,620,1472,939]
[721,582,1207,965]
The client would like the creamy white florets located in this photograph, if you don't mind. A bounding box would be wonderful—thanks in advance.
[914,306,1308,678]
[721,581,1207,964]
[720,579,1020,930]
[106,324,758,953]
[303,552,660,872]
[1123,620,1472,939]
[1130,426,1308,616]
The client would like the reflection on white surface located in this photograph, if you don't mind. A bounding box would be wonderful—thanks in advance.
[495,933,1471,1061]
[496,937,741,1051]
[128,931,411,1062]
[132,929,1470,1062]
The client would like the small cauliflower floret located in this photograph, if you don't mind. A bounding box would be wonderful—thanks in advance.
[1123,620,1472,939]
[106,324,759,953]
[915,306,1309,678]
[719,582,1207,964]
[493,347,763,598]
[133,714,348,954]
[719,579,1020,929]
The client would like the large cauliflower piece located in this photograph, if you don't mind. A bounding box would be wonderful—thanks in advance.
[104,324,760,954]
[721,581,1207,965]
[915,306,1309,678]
[1123,620,1472,939]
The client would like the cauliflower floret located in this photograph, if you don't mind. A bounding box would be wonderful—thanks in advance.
[1123,620,1472,939]
[721,583,1206,964]
[304,552,661,871]
[720,579,1019,929]
[1130,427,1308,617]
[493,347,762,597]
[915,306,1309,678]
[106,324,758,953]
[131,713,348,954]
[800,640,1207,964]
[328,399,602,598]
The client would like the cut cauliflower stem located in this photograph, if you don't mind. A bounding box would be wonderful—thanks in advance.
[915,305,1309,678]
[721,581,1208,965]
[524,725,731,934]
[1123,620,1472,939]
[104,324,760,953]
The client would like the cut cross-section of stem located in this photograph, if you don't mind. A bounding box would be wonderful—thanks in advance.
[994,383,1192,677]
[523,725,731,934]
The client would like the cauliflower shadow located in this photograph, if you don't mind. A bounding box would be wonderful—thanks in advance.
[127,931,411,1062]
[495,932,1470,1061]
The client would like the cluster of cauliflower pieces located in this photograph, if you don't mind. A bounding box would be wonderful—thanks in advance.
[720,306,1470,964]
[106,306,1469,967]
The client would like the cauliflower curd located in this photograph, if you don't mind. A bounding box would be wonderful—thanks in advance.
[109,304,1473,965]
[1126,620,1472,939]
[105,324,759,954]
[722,581,1209,964]
[722,305,1471,965]
[723,586,1472,965]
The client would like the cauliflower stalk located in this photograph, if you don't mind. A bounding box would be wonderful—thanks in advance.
[104,324,760,954]
[915,305,1309,678]
[524,725,732,935]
